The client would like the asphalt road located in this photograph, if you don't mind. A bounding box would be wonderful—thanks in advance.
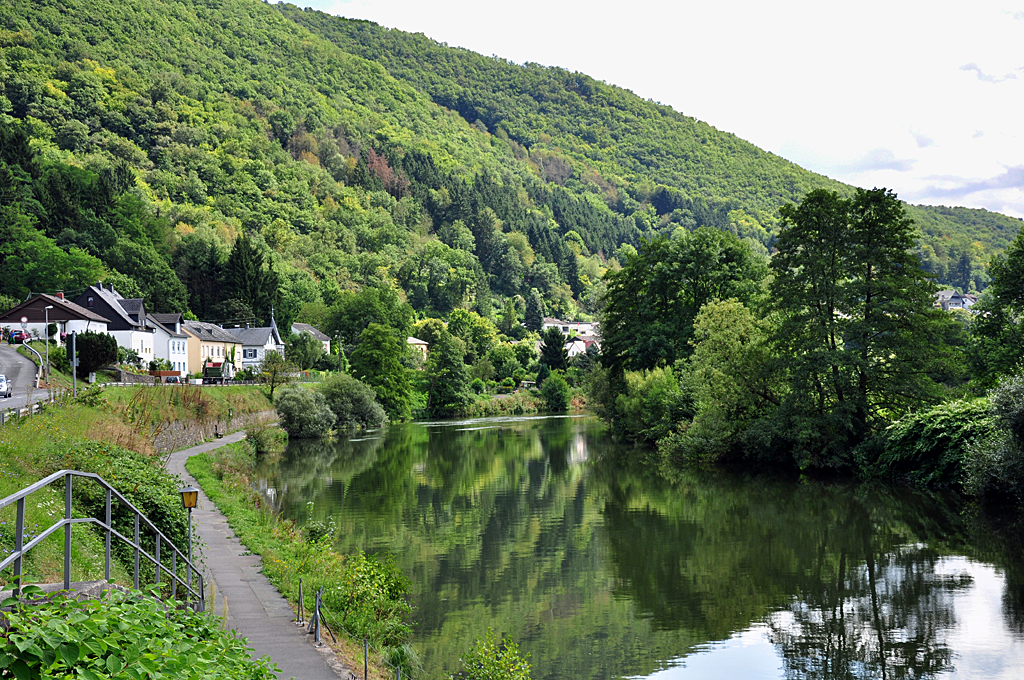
[0,342,43,410]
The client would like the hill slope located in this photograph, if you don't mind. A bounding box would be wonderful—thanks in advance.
[0,0,1018,330]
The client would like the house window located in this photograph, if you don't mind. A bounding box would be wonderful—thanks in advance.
[87,297,93,308]
[243,349,257,359]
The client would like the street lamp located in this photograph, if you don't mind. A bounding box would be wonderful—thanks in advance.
[43,305,53,384]
[178,485,199,593]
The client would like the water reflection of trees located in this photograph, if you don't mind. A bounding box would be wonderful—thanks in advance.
[258,418,1002,680]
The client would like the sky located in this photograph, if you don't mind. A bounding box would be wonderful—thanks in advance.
[298,0,1024,217]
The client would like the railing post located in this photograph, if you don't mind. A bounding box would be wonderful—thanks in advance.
[13,498,24,598]
[155,535,161,587]
[199,573,205,613]
[364,637,368,680]
[297,578,304,625]
[133,513,140,590]
[171,551,177,599]
[64,473,72,591]
[104,488,111,582]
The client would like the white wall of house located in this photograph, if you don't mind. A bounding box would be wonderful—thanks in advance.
[14,320,110,345]
[110,330,155,366]
[239,340,280,370]
[152,327,189,374]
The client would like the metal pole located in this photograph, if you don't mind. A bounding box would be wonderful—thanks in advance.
[171,551,177,599]
[155,535,161,586]
[104,488,111,582]
[64,473,72,590]
[364,638,368,680]
[298,578,304,624]
[133,513,140,590]
[187,507,193,592]
[14,498,24,598]
[45,307,49,384]
[71,331,77,398]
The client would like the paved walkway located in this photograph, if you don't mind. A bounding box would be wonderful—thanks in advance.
[166,434,350,680]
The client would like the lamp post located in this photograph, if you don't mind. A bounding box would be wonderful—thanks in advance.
[178,486,199,594]
[43,305,53,384]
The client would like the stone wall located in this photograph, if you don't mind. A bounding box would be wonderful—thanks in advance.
[154,409,277,453]
[113,368,158,384]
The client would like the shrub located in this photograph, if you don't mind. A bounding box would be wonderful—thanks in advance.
[318,373,388,430]
[540,371,571,412]
[965,376,1024,505]
[452,629,532,680]
[275,385,335,438]
[613,367,688,444]
[75,330,117,379]
[246,417,281,459]
[0,589,277,679]
[868,399,995,487]
[470,378,485,394]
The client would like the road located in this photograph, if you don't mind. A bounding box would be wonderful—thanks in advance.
[0,342,44,411]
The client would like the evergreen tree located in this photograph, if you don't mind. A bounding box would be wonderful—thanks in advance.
[224,235,278,325]
[351,323,412,420]
[970,229,1024,385]
[525,288,545,332]
[540,326,568,371]
[426,330,473,417]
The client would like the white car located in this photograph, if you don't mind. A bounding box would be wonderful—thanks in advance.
[0,375,10,398]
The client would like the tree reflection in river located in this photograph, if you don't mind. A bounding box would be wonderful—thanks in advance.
[256,416,1024,680]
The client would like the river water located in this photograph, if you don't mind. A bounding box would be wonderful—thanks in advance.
[255,414,1024,680]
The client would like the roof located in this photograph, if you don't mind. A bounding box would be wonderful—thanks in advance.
[81,284,145,329]
[0,293,109,324]
[292,323,330,342]
[146,314,187,338]
[151,313,183,325]
[183,320,241,343]
[407,336,428,345]
[227,326,280,347]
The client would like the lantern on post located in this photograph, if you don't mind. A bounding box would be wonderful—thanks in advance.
[179,485,199,593]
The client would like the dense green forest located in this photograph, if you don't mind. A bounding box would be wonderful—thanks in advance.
[0,0,1019,334]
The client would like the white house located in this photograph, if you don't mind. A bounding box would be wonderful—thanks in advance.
[407,336,429,360]
[542,317,600,340]
[74,284,155,366]
[0,293,109,343]
[227,314,285,370]
[291,323,331,353]
[147,313,189,374]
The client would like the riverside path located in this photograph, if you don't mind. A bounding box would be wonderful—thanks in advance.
[166,433,352,680]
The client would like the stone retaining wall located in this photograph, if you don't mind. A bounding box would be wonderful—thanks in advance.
[154,409,277,453]
[113,368,158,385]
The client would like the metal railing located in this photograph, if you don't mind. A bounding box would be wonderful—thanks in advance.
[0,469,204,611]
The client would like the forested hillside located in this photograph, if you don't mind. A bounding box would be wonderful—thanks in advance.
[0,0,1019,329]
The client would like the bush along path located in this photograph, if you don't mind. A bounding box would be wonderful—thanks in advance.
[165,433,350,680]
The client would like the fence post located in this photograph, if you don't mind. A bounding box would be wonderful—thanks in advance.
[133,513,140,590]
[297,578,304,625]
[364,638,368,680]
[64,473,72,590]
[104,488,111,582]
[13,498,24,597]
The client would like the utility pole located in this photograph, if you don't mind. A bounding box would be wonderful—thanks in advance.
[71,331,77,398]
[43,305,53,384]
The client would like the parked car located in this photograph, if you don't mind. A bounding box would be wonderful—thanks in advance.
[8,330,27,344]
[165,376,180,384]
[0,374,10,398]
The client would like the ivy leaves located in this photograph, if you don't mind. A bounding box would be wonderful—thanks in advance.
[0,589,277,680]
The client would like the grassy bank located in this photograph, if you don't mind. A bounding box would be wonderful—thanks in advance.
[0,384,271,589]
[186,441,417,678]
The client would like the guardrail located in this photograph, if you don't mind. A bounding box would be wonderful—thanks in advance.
[0,469,204,611]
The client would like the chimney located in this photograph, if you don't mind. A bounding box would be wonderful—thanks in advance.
[55,292,64,300]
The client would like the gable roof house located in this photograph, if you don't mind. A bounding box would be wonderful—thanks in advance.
[0,293,109,343]
[182,320,242,377]
[227,313,285,370]
[146,312,189,375]
[291,323,331,353]
[75,283,155,366]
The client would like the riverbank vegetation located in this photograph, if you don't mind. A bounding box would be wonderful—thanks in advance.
[588,187,1024,512]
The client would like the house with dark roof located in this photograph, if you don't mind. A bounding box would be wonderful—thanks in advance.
[74,283,155,364]
[291,323,331,353]
[146,312,189,374]
[0,292,109,343]
[182,320,242,377]
[227,312,285,370]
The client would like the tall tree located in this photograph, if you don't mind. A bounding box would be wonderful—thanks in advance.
[224,235,278,325]
[524,288,545,332]
[425,330,473,417]
[970,229,1024,385]
[350,323,412,420]
[770,188,959,463]
[601,228,767,380]
[540,327,568,371]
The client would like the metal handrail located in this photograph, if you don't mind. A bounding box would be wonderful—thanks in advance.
[0,469,204,610]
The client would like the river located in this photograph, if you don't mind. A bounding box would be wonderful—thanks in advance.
[254,414,1024,680]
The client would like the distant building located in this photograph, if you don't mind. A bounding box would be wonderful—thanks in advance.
[935,290,978,312]
[407,336,429,360]
[147,312,189,374]
[0,292,108,341]
[291,323,331,353]
[226,312,285,371]
[541,317,601,341]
